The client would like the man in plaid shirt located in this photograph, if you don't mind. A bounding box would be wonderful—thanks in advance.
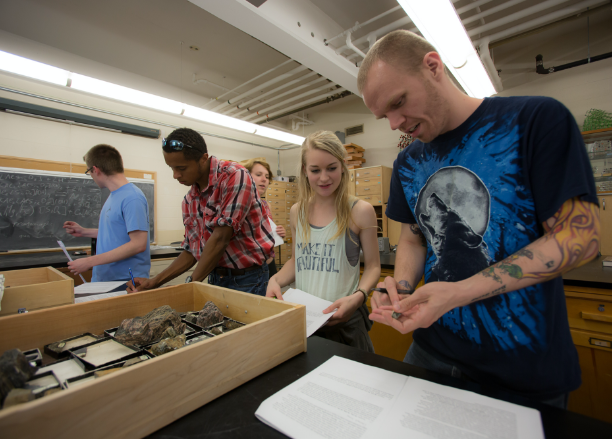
[129,128,274,295]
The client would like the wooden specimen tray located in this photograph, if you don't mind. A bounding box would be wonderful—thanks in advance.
[0,282,306,438]
[0,267,74,316]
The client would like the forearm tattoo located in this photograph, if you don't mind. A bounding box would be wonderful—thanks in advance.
[410,224,427,247]
[398,279,414,293]
[471,285,507,303]
[478,198,600,284]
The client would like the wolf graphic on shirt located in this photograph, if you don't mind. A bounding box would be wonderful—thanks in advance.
[420,193,491,282]
[416,167,492,282]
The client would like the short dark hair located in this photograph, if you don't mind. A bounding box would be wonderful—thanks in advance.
[83,144,124,175]
[165,128,207,161]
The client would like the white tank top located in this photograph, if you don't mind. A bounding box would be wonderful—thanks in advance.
[295,206,360,302]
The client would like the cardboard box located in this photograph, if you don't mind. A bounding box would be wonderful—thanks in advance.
[0,282,306,438]
[0,267,74,316]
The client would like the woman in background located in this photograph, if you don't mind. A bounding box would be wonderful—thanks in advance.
[244,159,285,277]
[266,131,380,351]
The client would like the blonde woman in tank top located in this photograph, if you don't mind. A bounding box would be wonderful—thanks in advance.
[266,131,381,351]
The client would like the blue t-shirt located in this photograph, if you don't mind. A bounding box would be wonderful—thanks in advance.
[92,183,151,282]
[386,96,598,399]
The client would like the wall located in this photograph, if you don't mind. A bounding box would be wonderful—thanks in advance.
[0,32,293,245]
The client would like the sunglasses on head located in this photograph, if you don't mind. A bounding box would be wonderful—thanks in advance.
[162,138,198,152]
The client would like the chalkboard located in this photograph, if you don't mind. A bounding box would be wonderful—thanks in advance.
[0,167,155,251]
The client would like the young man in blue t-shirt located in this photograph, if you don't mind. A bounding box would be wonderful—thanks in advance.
[64,144,150,282]
[358,30,600,408]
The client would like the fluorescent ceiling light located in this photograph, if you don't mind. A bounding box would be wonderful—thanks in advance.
[0,50,305,144]
[71,74,183,114]
[397,0,496,98]
[184,104,305,145]
[0,50,69,86]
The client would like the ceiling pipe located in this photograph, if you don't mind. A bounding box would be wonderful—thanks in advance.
[536,52,612,74]
[201,59,295,109]
[231,76,330,118]
[468,0,574,37]
[324,6,403,46]
[256,91,352,125]
[211,64,309,112]
[345,30,368,61]
[462,0,529,27]
[455,0,495,15]
[253,88,348,124]
[472,0,608,46]
[244,84,342,122]
[489,2,611,49]
[192,74,234,93]
[334,16,413,55]
[478,37,503,93]
[224,71,321,116]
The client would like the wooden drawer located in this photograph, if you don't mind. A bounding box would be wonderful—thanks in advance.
[267,186,285,194]
[269,204,285,213]
[270,181,287,188]
[266,192,286,200]
[286,200,296,208]
[571,328,612,351]
[356,181,382,196]
[357,194,383,205]
[271,214,287,223]
[285,188,298,195]
[566,295,612,335]
[286,182,297,189]
[285,193,298,201]
[355,166,383,179]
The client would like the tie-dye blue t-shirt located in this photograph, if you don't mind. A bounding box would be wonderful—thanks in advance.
[386,96,597,399]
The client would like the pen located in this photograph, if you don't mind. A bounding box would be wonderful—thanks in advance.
[129,268,136,288]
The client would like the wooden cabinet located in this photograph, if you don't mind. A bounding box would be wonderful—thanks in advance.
[597,194,612,254]
[565,285,612,423]
[354,166,392,206]
[348,169,356,196]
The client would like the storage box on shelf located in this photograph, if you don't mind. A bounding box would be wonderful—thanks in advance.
[0,283,306,438]
[344,143,366,169]
[0,267,73,316]
[584,128,612,254]
[565,285,612,424]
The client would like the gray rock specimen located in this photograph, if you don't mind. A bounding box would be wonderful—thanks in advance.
[196,301,224,328]
[183,313,198,324]
[210,326,223,335]
[161,326,177,339]
[151,334,186,356]
[223,320,244,331]
[0,349,38,405]
[114,305,185,347]
[2,388,34,409]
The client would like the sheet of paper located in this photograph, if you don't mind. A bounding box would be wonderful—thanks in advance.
[282,288,336,337]
[255,356,408,439]
[57,240,86,283]
[365,376,544,439]
[269,218,285,247]
[75,290,127,303]
[74,281,127,295]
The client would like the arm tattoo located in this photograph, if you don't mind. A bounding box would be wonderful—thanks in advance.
[476,198,599,283]
[471,285,507,303]
[398,280,414,293]
[410,224,427,248]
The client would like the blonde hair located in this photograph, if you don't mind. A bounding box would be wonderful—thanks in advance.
[242,158,272,178]
[357,30,438,94]
[297,130,356,243]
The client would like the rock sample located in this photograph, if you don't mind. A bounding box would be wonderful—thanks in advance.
[210,326,223,335]
[224,320,244,331]
[114,305,185,347]
[161,326,177,340]
[2,388,34,409]
[0,349,38,405]
[196,301,224,328]
[151,334,186,356]
[183,313,198,325]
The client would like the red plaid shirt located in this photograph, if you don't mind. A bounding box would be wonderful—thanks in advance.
[181,156,274,268]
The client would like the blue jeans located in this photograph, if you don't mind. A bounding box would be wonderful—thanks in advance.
[404,341,569,409]
[207,263,269,296]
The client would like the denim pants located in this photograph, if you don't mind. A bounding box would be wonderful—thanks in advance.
[207,263,269,296]
[404,341,569,409]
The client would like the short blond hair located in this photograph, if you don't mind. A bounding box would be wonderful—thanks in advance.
[243,158,272,178]
[357,30,437,94]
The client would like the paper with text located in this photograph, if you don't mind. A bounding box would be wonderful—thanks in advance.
[75,290,128,303]
[74,281,127,295]
[269,218,285,247]
[57,240,86,283]
[282,288,336,337]
[255,356,407,439]
[365,376,544,439]
[256,356,544,439]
